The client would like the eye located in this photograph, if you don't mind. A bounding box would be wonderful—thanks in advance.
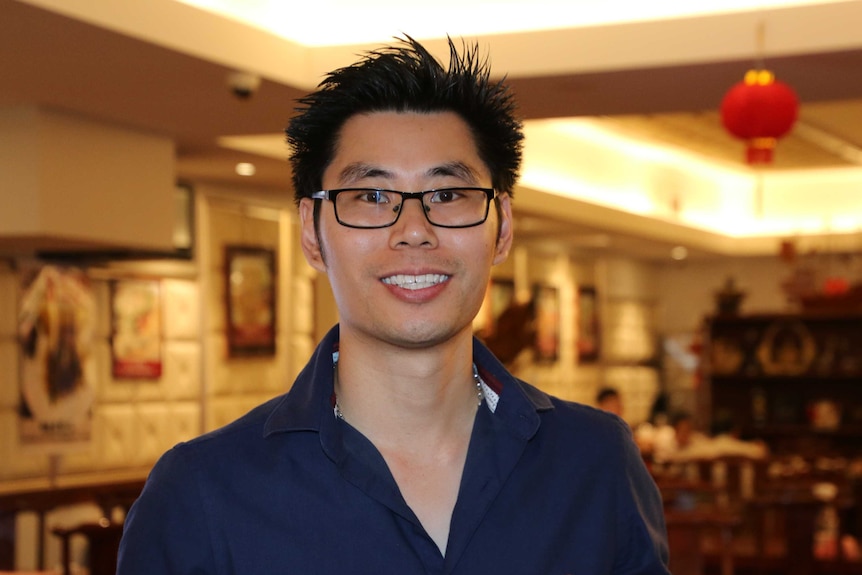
[353,189,392,204]
[427,189,463,204]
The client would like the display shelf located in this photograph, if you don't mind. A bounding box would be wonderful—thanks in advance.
[702,312,862,457]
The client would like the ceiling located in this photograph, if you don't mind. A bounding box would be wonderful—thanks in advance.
[3,0,862,262]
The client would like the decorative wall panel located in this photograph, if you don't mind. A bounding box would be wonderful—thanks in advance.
[134,403,170,466]
[604,365,660,425]
[0,412,48,479]
[291,278,314,334]
[0,340,18,408]
[162,279,199,340]
[162,341,200,400]
[0,272,15,336]
[94,404,135,468]
[166,402,201,444]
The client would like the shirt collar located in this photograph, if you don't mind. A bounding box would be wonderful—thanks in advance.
[263,324,553,440]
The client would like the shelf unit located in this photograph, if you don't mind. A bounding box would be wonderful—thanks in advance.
[702,312,862,456]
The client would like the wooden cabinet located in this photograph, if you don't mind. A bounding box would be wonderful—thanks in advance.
[702,313,862,456]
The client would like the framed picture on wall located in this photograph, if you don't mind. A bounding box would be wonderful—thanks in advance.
[111,279,163,379]
[225,245,277,357]
[577,285,600,363]
[533,283,560,362]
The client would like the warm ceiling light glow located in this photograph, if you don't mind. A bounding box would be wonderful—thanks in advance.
[235,162,256,176]
[670,246,689,260]
[521,118,862,239]
[175,0,826,47]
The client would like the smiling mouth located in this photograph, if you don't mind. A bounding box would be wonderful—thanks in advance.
[381,273,449,290]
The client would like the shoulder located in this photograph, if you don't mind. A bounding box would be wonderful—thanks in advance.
[520,378,626,426]
[155,393,288,473]
[513,378,635,454]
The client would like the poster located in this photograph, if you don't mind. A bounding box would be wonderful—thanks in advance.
[111,279,162,379]
[17,265,96,448]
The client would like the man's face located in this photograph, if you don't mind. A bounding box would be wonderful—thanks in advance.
[299,111,513,351]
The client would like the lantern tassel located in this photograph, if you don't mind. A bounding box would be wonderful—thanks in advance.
[747,138,777,164]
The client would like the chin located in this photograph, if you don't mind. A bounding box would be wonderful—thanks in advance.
[382,321,472,350]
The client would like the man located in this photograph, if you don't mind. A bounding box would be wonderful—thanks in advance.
[118,36,669,574]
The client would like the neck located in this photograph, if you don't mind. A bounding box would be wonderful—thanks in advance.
[332,330,479,448]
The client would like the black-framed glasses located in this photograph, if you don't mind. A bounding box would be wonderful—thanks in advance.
[310,187,497,229]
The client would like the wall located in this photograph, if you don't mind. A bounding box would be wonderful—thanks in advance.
[480,246,662,426]
[657,255,794,335]
[0,270,201,486]
[652,252,845,425]
[0,107,176,253]
[0,261,202,570]
[598,257,661,426]
[198,190,293,432]
[0,183,319,570]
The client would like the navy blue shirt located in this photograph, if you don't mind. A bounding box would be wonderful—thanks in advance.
[118,326,669,574]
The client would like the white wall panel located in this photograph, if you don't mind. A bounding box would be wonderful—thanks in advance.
[207,396,249,431]
[134,403,170,466]
[290,277,314,334]
[0,411,48,479]
[0,340,18,408]
[162,341,201,400]
[59,440,98,474]
[116,360,168,403]
[605,366,659,426]
[0,271,16,336]
[260,341,290,394]
[205,277,226,332]
[167,401,201,444]
[94,404,135,469]
[162,279,200,340]
[289,335,315,382]
[205,333,232,396]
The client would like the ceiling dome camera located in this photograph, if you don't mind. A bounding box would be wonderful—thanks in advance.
[227,71,261,100]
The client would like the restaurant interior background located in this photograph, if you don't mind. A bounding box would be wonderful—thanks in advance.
[2,0,862,572]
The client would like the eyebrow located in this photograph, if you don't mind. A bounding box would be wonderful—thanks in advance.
[337,161,481,187]
[428,161,481,184]
[337,163,390,186]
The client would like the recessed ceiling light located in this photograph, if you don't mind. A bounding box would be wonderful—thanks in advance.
[235,162,256,176]
[670,246,688,260]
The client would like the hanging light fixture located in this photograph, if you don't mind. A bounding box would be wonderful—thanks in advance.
[719,23,799,165]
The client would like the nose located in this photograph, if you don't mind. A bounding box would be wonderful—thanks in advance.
[390,197,437,247]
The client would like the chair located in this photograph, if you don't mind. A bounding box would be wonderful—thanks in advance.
[52,521,123,575]
[656,473,740,575]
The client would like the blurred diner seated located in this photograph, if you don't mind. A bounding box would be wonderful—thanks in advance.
[648,412,768,464]
[595,386,623,419]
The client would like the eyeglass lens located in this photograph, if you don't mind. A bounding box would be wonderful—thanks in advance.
[334,188,491,228]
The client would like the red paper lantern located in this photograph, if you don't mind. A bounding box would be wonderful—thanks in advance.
[720,69,799,164]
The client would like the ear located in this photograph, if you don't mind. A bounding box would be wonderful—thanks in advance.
[492,193,514,265]
[299,198,327,273]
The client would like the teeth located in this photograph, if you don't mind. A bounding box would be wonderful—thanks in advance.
[382,273,449,290]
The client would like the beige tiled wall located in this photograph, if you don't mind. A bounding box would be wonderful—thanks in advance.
[0,185,322,494]
[0,273,203,489]
[495,251,662,425]
[199,192,315,433]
